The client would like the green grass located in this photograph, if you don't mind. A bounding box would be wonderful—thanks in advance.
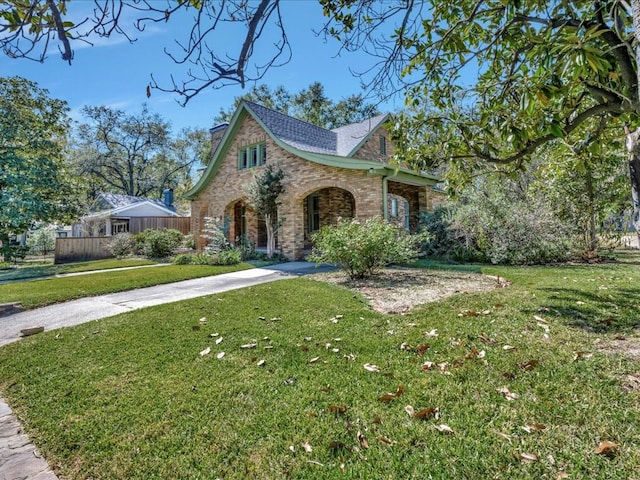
[0,258,159,282]
[0,255,639,479]
[0,263,253,309]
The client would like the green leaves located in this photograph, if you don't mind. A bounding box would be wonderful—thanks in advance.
[0,76,79,238]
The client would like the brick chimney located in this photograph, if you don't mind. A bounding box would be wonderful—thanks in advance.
[210,123,229,160]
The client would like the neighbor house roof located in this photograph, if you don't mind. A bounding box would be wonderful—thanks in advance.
[185,101,439,199]
[87,193,180,218]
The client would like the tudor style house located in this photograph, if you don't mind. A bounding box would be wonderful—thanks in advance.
[185,101,444,260]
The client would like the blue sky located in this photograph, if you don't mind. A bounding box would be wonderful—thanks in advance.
[2,2,402,133]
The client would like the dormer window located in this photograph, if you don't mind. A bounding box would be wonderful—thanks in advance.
[238,143,267,170]
[379,135,386,155]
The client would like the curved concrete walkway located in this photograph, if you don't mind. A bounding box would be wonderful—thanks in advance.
[0,262,333,480]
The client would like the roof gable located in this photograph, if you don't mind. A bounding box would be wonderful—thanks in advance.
[184,101,439,199]
[89,193,179,217]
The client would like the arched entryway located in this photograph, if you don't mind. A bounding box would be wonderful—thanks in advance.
[224,199,270,249]
[302,187,356,250]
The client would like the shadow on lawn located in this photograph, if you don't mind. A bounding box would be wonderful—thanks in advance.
[534,285,640,333]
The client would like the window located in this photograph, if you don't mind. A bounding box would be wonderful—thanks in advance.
[307,194,320,233]
[390,197,398,217]
[379,135,386,155]
[404,201,410,231]
[238,143,266,170]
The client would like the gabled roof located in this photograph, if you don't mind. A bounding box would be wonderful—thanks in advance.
[185,101,439,199]
[88,193,179,217]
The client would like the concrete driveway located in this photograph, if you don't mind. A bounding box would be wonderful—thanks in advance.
[0,262,334,347]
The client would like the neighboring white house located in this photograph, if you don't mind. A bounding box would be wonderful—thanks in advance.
[73,191,182,237]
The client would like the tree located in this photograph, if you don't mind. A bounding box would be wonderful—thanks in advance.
[319,1,640,239]
[535,131,629,252]
[247,164,285,259]
[0,0,290,104]
[72,104,199,202]
[0,76,79,245]
[214,82,381,128]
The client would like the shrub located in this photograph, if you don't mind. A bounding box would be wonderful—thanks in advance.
[309,217,423,279]
[212,249,242,265]
[203,217,229,253]
[172,250,242,266]
[447,190,577,265]
[135,228,184,259]
[106,233,136,258]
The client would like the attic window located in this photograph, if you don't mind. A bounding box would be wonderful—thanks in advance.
[379,135,386,155]
[238,143,267,170]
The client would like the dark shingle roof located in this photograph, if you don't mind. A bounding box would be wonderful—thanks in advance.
[244,101,388,157]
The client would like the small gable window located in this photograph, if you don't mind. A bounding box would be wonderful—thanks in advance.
[238,143,267,170]
[379,135,386,155]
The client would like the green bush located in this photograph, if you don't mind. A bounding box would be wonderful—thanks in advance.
[309,217,423,279]
[135,228,184,259]
[106,233,136,258]
[434,189,577,265]
[172,250,242,266]
[212,249,242,265]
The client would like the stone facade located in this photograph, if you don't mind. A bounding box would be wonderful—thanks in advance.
[190,112,442,259]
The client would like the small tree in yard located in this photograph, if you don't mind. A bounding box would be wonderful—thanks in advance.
[248,165,285,258]
[309,217,423,280]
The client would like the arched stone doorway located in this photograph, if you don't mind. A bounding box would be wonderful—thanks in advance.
[302,187,356,250]
[223,199,269,249]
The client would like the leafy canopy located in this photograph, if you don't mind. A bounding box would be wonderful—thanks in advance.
[0,76,79,238]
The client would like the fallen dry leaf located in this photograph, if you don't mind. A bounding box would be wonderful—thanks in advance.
[522,423,546,433]
[478,333,497,344]
[573,351,593,361]
[357,431,369,449]
[520,452,539,463]
[404,405,415,416]
[379,385,404,403]
[308,356,321,364]
[327,405,347,414]
[556,472,570,479]
[364,363,380,372]
[199,347,211,356]
[414,407,439,420]
[302,441,313,453]
[496,386,519,401]
[425,329,438,337]
[594,440,619,455]
[503,345,516,351]
[216,352,225,359]
[378,435,397,446]
[434,424,454,434]
[240,342,257,349]
[519,359,539,371]
[215,337,223,345]
[257,359,266,367]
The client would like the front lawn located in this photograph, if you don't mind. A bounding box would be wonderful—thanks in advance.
[0,258,159,282]
[0,263,253,309]
[0,256,639,479]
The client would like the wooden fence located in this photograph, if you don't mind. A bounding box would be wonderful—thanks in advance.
[54,217,191,263]
[55,237,114,264]
[129,217,191,234]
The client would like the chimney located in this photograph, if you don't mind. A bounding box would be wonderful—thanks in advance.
[163,188,174,211]
[210,123,229,159]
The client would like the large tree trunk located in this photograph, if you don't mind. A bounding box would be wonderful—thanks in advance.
[265,213,276,258]
[624,127,640,246]
[630,0,640,245]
